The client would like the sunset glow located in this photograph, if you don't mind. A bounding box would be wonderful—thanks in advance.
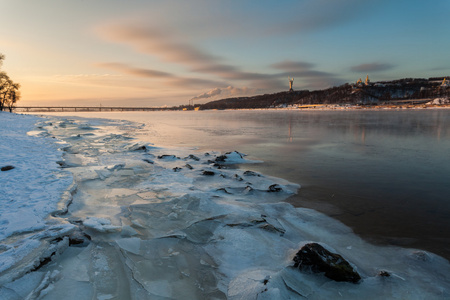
[1,1,449,107]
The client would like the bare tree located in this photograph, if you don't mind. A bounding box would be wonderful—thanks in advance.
[0,54,21,112]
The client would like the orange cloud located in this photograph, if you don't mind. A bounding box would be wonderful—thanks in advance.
[96,24,219,67]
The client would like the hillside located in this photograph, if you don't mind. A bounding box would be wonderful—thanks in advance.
[199,77,450,110]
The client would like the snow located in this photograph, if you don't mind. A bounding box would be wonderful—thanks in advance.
[1,111,450,299]
[0,112,75,286]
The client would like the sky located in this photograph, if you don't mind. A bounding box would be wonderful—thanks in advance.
[1,0,449,107]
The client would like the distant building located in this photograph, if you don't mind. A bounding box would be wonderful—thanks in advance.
[354,75,371,88]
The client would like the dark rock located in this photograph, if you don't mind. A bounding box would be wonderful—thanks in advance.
[267,184,282,192]
[1,165,15,171]
[233,174,243,181]
[173,167,182,172]
[215,155,227,162]
[243,170,261,177]
[130,145,148,151]
[143,159,154,164]
[56,161,69,168]
[158,154,179,160]
[378,270,391,277]
[202,170,215,176]
[185,154,200,161]
[185,163,193,169]
[293,243,361,283]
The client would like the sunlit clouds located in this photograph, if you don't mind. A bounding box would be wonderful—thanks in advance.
[94,20,342,100]
[1,0,449,106]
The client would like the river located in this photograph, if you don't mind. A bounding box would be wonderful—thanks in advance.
[39,109,450,261]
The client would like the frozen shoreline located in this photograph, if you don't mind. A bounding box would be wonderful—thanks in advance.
[1,112,450,299]
[0,112,75,285]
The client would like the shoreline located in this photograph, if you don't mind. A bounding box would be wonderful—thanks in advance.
[3,112,450,298]
[14,103,450,113]
[27,109,450,263]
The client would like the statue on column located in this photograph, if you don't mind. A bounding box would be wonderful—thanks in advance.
[288,77,294,92]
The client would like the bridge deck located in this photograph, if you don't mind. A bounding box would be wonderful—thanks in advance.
[14,106,169,112]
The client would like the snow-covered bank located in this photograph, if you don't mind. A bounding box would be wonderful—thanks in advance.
[0,112,75,285]
[1,113,450,299]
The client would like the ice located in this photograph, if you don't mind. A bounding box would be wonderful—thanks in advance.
[116,237,141,255]
[83,217,121,233]
[0,112,76,288]
[1,112,450,299]
[120,225,139,237]
[0,271,46,299]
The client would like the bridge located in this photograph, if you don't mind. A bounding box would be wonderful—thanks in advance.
[13,106,170,112]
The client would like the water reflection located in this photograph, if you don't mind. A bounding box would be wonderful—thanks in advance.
[138,109,450,259]
[288,116,293,142]
[38,109,450,259]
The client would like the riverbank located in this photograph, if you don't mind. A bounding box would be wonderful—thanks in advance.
[0,112,75,285]
[1,112,450,299]
[12,103,450,113]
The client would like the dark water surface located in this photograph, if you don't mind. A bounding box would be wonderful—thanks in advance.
[43,109,450,260]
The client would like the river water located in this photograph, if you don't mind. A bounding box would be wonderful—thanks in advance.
[13,108,448,299]
[41,109,450,260]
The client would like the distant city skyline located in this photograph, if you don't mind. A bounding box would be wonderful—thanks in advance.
[1,0,449,107]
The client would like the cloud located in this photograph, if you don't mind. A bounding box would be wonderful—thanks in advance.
[282,0,390,34]
[350,62,395,72]
[97,61,223,88]
[97,62,174,78]
[271,60,334,78]
[190,64,240,76]
[170,77,224,88]
[270,60,315,72]
[96,24,220,67]
[269,60,343,89]
[96,22,287,84]
[95,19,346,97]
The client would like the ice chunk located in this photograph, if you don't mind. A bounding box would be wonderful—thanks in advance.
[121,225,139,237]
[83,217,121,233]
[214,151,262,164]
[116,237,141,255]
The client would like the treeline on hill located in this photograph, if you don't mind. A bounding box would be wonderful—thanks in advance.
[199,77,449,110]
[0,53,21,112]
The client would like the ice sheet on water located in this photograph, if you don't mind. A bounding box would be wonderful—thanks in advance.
[116,237,141,255]
[3,113,450,300]
[83,217,121,233]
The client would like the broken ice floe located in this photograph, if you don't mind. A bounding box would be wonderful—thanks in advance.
[2,115,450,300]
